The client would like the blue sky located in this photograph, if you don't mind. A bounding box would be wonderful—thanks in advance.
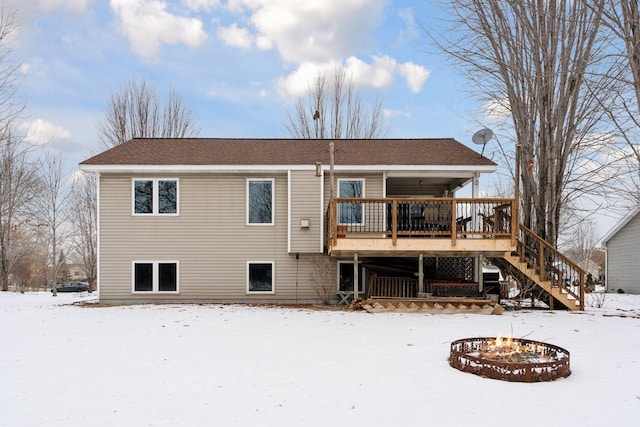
[13,1,485,165]
[11,0,622,238]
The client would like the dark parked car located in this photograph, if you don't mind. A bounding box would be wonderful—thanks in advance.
[52,281,91,293]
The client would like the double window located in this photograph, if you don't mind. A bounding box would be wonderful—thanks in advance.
[133,261,178,293]
[247,262,274,293]
[247,178,274,225]
[133,179,178,215]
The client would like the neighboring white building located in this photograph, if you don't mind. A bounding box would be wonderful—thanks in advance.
[601,207,640,294]
[66,264,88,281]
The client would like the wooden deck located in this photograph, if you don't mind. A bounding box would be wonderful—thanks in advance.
[327,197,516,257]
[326,197,586,311]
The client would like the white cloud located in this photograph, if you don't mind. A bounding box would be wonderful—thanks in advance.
[182,0,220,11]
[214,1,431,98]
[483,97,511,124]
[276,62,335,97]
[383,109,410,119]
[345,56,396,89]
[20,63,30,75]
[225,0,386,63]
[20,119,71,145]
[255,35,272,50]
[398,62,430,93]
[218,23,253,49]
[398,7,419,41]
[110,0,207,58]
[277,56,430,98]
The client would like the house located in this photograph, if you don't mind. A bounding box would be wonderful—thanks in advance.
[80,138,585,309]
[64,263,88,281]
[576,249,604,282]
[601,207,640,294]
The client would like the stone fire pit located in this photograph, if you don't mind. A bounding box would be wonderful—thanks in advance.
[449,337,571,382]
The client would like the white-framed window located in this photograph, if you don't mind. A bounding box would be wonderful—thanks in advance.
[247,178,274,225]
[132,261,179,293]
[247,261,274,294]
[337,260,365,293]
[337,178,364,225]
[132,179,179,215]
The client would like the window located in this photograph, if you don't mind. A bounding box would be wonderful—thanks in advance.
[338,179,364,224]
[247,262,274,293]
[133,179,178,215]
[337,261,364,293]
[133,261,178,293]
[247,179,274,225]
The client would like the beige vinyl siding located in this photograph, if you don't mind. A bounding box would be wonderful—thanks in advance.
[98,173,328,303]
[606,213,640,294]
[289,170,323,253]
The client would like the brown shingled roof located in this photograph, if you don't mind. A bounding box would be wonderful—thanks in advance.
[80,138,496,167]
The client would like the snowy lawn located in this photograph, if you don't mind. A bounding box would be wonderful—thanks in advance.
[1,292,639,426]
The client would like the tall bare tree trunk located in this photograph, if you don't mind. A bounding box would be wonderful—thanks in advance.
[0,6,27,291]
[35,153,70,296]
[427,0,608,246]
[70,173,98,290]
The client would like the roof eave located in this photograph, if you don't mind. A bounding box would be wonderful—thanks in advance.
[79,164,498,174]
[601,206,640,245]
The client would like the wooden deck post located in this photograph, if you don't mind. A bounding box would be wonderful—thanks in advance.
[418,253,424,294]
[354,253,359,300]
[579,269,585,309]
[391,199,397,245]
[330,199,337,246]
[451,199,457,246]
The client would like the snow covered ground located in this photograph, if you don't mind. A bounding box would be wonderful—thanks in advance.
[1,292,639,427]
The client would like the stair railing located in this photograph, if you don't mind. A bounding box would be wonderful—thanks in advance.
[517,225,585,309]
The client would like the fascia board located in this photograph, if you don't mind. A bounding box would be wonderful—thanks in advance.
[80,164,497,174]
[601,206,640,245]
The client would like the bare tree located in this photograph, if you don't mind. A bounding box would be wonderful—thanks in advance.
[428,0,610,246]
[594,1,640,205]
[97,77,200,149]
[69,172,97,290]
[562,218,599,264]
[0,6,24,128]
[0,132,39,291]
[309,254,336,304]
[11,231,41,291]
[285,67,388,139]
[34,153,71,296]
[0,6,31,292]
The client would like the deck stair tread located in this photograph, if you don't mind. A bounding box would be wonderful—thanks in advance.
[361,297,498,314]
[500,253,582,311]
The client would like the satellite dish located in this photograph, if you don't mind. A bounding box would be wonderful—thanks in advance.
[472,128,494,158]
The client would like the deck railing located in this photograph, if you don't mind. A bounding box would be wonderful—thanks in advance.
[328,197,517,246]
[516,225,585,309]
[367,275,418,298]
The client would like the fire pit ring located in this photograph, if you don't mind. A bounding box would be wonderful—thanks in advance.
[449,337,570,383]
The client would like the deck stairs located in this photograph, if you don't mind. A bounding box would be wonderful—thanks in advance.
[361,297,501,315]
[489,225,585,311]
[358,224,585,312]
